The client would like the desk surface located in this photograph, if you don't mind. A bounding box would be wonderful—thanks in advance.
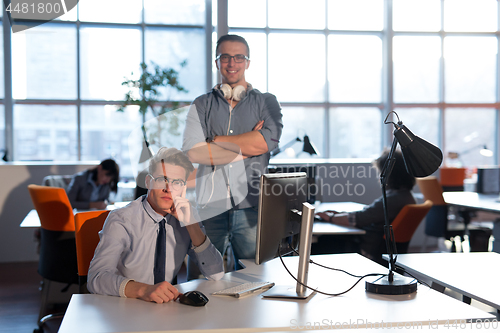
[443,192,500,213]
[59,253,493,333]
[20,202,129,228]
[390,252,500,311]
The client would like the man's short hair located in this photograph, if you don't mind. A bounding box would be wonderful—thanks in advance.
[216,34,250,58]
[149,147,195,180]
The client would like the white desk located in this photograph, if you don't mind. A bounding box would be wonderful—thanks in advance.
[19,202,129,228]
[59,254,494,333]
[388,252,500,311]
[443,192,500,215]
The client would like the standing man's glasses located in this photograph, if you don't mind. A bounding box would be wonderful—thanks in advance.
[216,54,249,63]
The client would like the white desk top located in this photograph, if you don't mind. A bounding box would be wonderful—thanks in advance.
[20,202,130,228]
[443,192,500,214]
[389,252,500,311]
[59,254,494,333]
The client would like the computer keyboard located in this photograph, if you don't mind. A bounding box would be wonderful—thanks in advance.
[212,281,275,298]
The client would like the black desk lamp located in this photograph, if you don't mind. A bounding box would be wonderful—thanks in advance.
[365,111,443,295]
[271,135,319,157]
[138,125,154,164]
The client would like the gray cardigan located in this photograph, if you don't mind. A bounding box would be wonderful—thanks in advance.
[66,170,111,210]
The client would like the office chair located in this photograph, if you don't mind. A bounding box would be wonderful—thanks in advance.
[416,177,465,252]
[27,184,78,333]
[439,167,466,192]
[42,174,73,190]
[390,200,433,254]
[74,210,110,293]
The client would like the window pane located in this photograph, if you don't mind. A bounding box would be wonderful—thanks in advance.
[393,0,440,31]
[81,105,143,178]
[0,24,3,99]
[269,0,325,29]
[79,0,142,24]
[445,108,496,167]
[80,27,141,101]
[145,0,205,25]
[393,108,440,147]
[229,0,266,28]
[269,33,325,102]
[328,35,382,103]
[232,31,267,92]
[328,0,383,31]
[329,107,381,158]
[444,0,497,32]
[145,28,205,101]
[273,107,324,160]
[0,105,4,153]
[393,36,440,103]
[12,24,76,100]
[14,105,77,161]
[444,37,496,103]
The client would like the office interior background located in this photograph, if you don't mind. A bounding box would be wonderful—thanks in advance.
[0,0,499,180]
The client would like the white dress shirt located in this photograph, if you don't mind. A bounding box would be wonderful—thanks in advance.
[87,196,224,297]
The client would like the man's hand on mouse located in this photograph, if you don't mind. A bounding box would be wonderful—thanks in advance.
[125,280,180,304]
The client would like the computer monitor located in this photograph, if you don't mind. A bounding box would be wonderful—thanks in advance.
[255,172,316,299]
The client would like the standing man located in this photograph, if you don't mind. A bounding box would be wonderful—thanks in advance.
[182,34,283,269]
[183,35,283,270]
[87,147,224,303]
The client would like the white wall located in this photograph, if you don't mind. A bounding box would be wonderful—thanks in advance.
[0,162,96,263]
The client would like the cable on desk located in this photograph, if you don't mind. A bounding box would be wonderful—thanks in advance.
[279,243,386,297]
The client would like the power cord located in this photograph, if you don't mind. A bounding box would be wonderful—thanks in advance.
[285,244,431,292]
[278,243,386,297]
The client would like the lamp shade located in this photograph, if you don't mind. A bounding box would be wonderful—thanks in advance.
[394,124,443,178]
[302,135,319,156]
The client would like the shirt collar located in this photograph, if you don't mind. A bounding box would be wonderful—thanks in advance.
[141,195,170,224]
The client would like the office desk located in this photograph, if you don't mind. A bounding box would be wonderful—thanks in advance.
[443,192,500,215]
[59,253,494,333]
[19,202,129,228]
[388,252,500,312]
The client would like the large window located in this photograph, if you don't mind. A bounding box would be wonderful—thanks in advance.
[2,0,499,173]
[7,2,208,178]
[229,0,499,166]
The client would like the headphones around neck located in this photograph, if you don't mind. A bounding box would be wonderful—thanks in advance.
[218,84,246,101]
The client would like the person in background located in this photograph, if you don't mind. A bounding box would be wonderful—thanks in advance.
[316,149,416,264]
[87,147,223,303]
[66,159,120,210]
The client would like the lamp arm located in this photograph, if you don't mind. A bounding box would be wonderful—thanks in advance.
[270,137,301,157]
[379,138,399,282]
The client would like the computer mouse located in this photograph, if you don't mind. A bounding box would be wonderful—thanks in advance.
[178,291,209,307]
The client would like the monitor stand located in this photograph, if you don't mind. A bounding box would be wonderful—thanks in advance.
[262,202,316,299]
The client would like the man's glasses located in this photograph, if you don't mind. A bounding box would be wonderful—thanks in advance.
[216,54,249,63]
[149,175,186,191]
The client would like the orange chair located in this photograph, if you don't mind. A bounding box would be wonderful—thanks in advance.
[74,210,110,293]
[390,200,433,253]
[27,184,78,332]
[439,167,466,192]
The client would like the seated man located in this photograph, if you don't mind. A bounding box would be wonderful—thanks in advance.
[316,149,416,264]
[87,147,224,303]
